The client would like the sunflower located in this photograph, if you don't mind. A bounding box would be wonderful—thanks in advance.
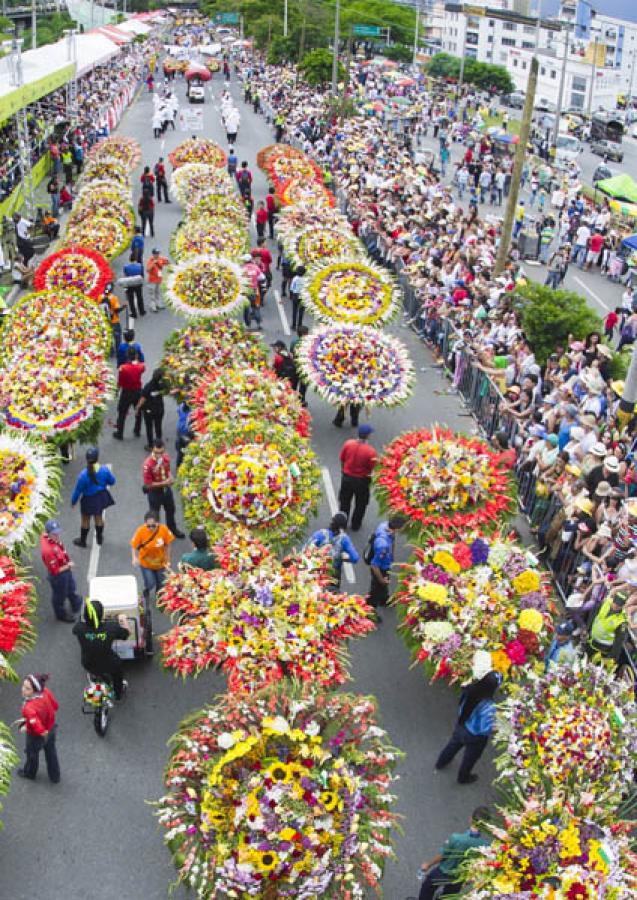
[253,849,279,873]
[266,761,291,783]
[320,790,339,812]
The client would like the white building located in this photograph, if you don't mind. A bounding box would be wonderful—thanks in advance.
[426,0,637,110]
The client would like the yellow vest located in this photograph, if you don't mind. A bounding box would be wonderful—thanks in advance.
[591,599,625,646]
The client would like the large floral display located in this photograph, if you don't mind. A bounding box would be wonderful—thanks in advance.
[168,138,227,169]
[170,162,236,207]
[494,660,637,810]
[158,529,374,688]
[375,427,515,538]
[33,247,113,300]
[155,684,402,899]
[0,432,61,551]
[303,259,400,327]
[87,135,141,169]
[172,218,248,261]
[284,225,363,269]
[64,215,131,259]
[163,255,249,319]
[80,157,130,187]
[188,191,247,225]
[460,802,637,899]
[179,420,321,552]
[395,535,554,684]
[275,201,346,244]
[258,143,323,186]
[0,290,110,354]
[162,320,267,399]
[190,368,310,437]
[276,176,336,208]
[0,550,37,681]
[296,324,415,409]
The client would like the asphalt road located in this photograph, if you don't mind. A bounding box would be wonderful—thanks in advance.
[0,76,510,900]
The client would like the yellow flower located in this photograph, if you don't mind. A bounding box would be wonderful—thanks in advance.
[253,849,279,873]
[417,582,449,605]
[491,649,512,674]
[432,550,461,575]
[512,570,541,595]
[518,608,544,634]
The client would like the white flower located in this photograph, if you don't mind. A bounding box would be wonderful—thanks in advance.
[217,732,237,750]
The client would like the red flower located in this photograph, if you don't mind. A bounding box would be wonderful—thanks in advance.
[504,639,527,665]
[452,542,473,569]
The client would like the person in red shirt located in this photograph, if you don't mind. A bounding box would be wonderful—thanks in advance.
[584,230,604,271]
[338,424,378,531]
[255,200,268,239]
[265,186,277,239]
[604,308,619,342]
[142,439,185,538]
[113,347,145,440]
[40,520,82,622]
[252,238,272,289]
[18,673,60,782]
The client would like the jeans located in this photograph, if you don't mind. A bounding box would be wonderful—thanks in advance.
[290,294,304,329]
[339,474,371,530]
[48,570,82,619]
[116,389,142,437]
[539,242,552,264]
[419,865,458,900]
[156,178,169,202]
[140,211,154,238]
[243,303,262,327]
[367,569,389,609]
[545,270,561,289]
[141,565,165,598]
[23,725,60,782]
[143,409,164,447]
[147,486,179,534]
[125,285,145,318]
[51,193,60,216]
[435,723,489,782]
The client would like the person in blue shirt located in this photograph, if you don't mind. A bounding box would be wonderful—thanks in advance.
[130,226,144,260]
[366,516,407,622]
[307,512,359,590]
[70,447,116,548]
[544,620,578,671]
[435,671,502,784]
[122,257,145,318]
[417,806,493,899]
[227,146,238,177]
[175,401,193,468]
[116,329,145,368]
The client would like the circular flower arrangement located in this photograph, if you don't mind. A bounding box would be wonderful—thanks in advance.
[75,178,131,204]
[88,136,141,170]
[169,138,227,169]
[155,684,402,898]
[256,142,307,172]
[0,432,61,551]
[190,368,310,437]
[162,320,267,400]
[461,802,636,899]
[285,225,363,269]
[81,157,130,187]
[187,191,247,225]
[297,324,415,408]
[69,192,135,232]
[158,529,374,687]
[164,255,249,319]
[265,150,322,186]
[494,659,637,810]
[395,534,554,684]
[170,162,235,207]
[65,214,131,259]
[375,426,515,537]
[276,201,347,243]
[0,343,115,442]
[179,420,321,552]
[0,549,36,682]
[172,219,248,261]
[0,289,110,355]
[303,259,400,327]
[33,249,113,301]
[276,176,336,208]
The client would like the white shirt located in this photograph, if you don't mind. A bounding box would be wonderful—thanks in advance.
[575,225,591,246]
[15,217,31,240]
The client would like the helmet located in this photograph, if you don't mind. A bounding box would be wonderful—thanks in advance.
[86,447,99,463]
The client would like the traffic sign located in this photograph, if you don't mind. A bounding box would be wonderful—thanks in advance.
[353,24,382,37]
[215,12,240,24]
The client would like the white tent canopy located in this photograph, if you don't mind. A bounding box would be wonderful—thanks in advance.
[117,19,152,35]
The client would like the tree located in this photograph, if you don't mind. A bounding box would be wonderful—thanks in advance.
[299,48,343,86]
[426,52,513,93]
[515,283,603,366]
[383,43,412,63]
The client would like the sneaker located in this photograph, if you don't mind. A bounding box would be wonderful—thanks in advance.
[458,774,479,785]
[172,530,186,539]
[16,768,34,780]
[72,538,87,548]
[112,432,123,441]
[56,612,76,623]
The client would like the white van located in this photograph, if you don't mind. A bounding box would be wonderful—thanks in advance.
[554,133,582,167]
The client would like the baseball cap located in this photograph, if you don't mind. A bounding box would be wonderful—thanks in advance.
[358,424,374,438]
[556,621,575,637]
[44,520,61,534]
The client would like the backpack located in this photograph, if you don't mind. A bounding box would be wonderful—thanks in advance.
[141,176,154,198]
[277,353,296,380]
[363,530,377,565]
[237,169,251,189]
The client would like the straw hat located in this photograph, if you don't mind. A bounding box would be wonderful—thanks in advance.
[595,481,612,497]
[611,380,625,396]
[576,497,594,515]
[625,499,637,518]
[604,456,620,473]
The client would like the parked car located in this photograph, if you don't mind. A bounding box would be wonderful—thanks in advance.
[501,92,525,109]
[590,139,624,162]
[188,85,206,104]
[592,163,614,184]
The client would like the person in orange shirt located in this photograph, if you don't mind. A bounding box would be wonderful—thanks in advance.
[131,509,174,601]
[145,248,169,313]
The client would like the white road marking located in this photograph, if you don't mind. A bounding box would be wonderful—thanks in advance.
[274,288,291,336]
[573,276,610,312]
[321,467,355,585]
[87,531,101,585]
[160,137,166,151]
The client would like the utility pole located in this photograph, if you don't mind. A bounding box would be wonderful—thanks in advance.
[617,342,637,430]
[629,49,637,102]
[31,0,36,49]
[494,55,539,276]
[283,0,288,38]
[331,0,340,95]
[587,35,599,116]
[553,24,569,148]
[413,1,420,68]
[455,21,467,100]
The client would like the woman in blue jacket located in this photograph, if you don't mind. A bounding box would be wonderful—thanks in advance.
[435,671,501,784]
[71,447,116,548]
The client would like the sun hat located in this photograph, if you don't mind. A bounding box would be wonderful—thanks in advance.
[604,456,620,472]
[545,434,559,446]
[611,380,625,395]
[595,481,612,497]
[575,497,593,514]
[591,442,607,457]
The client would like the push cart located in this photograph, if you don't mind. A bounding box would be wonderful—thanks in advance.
[88,574,154,660]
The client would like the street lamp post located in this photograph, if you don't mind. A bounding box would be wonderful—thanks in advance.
[413,1,420,68]
[331,0,340,95]
[586,34,599,116]
[31,0,36,49]
[283,0,288,38]
[553,24,570,148]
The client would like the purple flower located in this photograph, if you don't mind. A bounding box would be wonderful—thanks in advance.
[256,584,273,607]
[287,603,300,617]
[503,553,528,578]
[420,563,450,585]
[519,591,548,612]
[470,538,490,565]
[437,632,462,657]
[529,846,550,874]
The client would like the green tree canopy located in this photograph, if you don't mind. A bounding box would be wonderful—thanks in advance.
[515,282,603,366]
[299,47,343,85]
[426,52,514,93]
